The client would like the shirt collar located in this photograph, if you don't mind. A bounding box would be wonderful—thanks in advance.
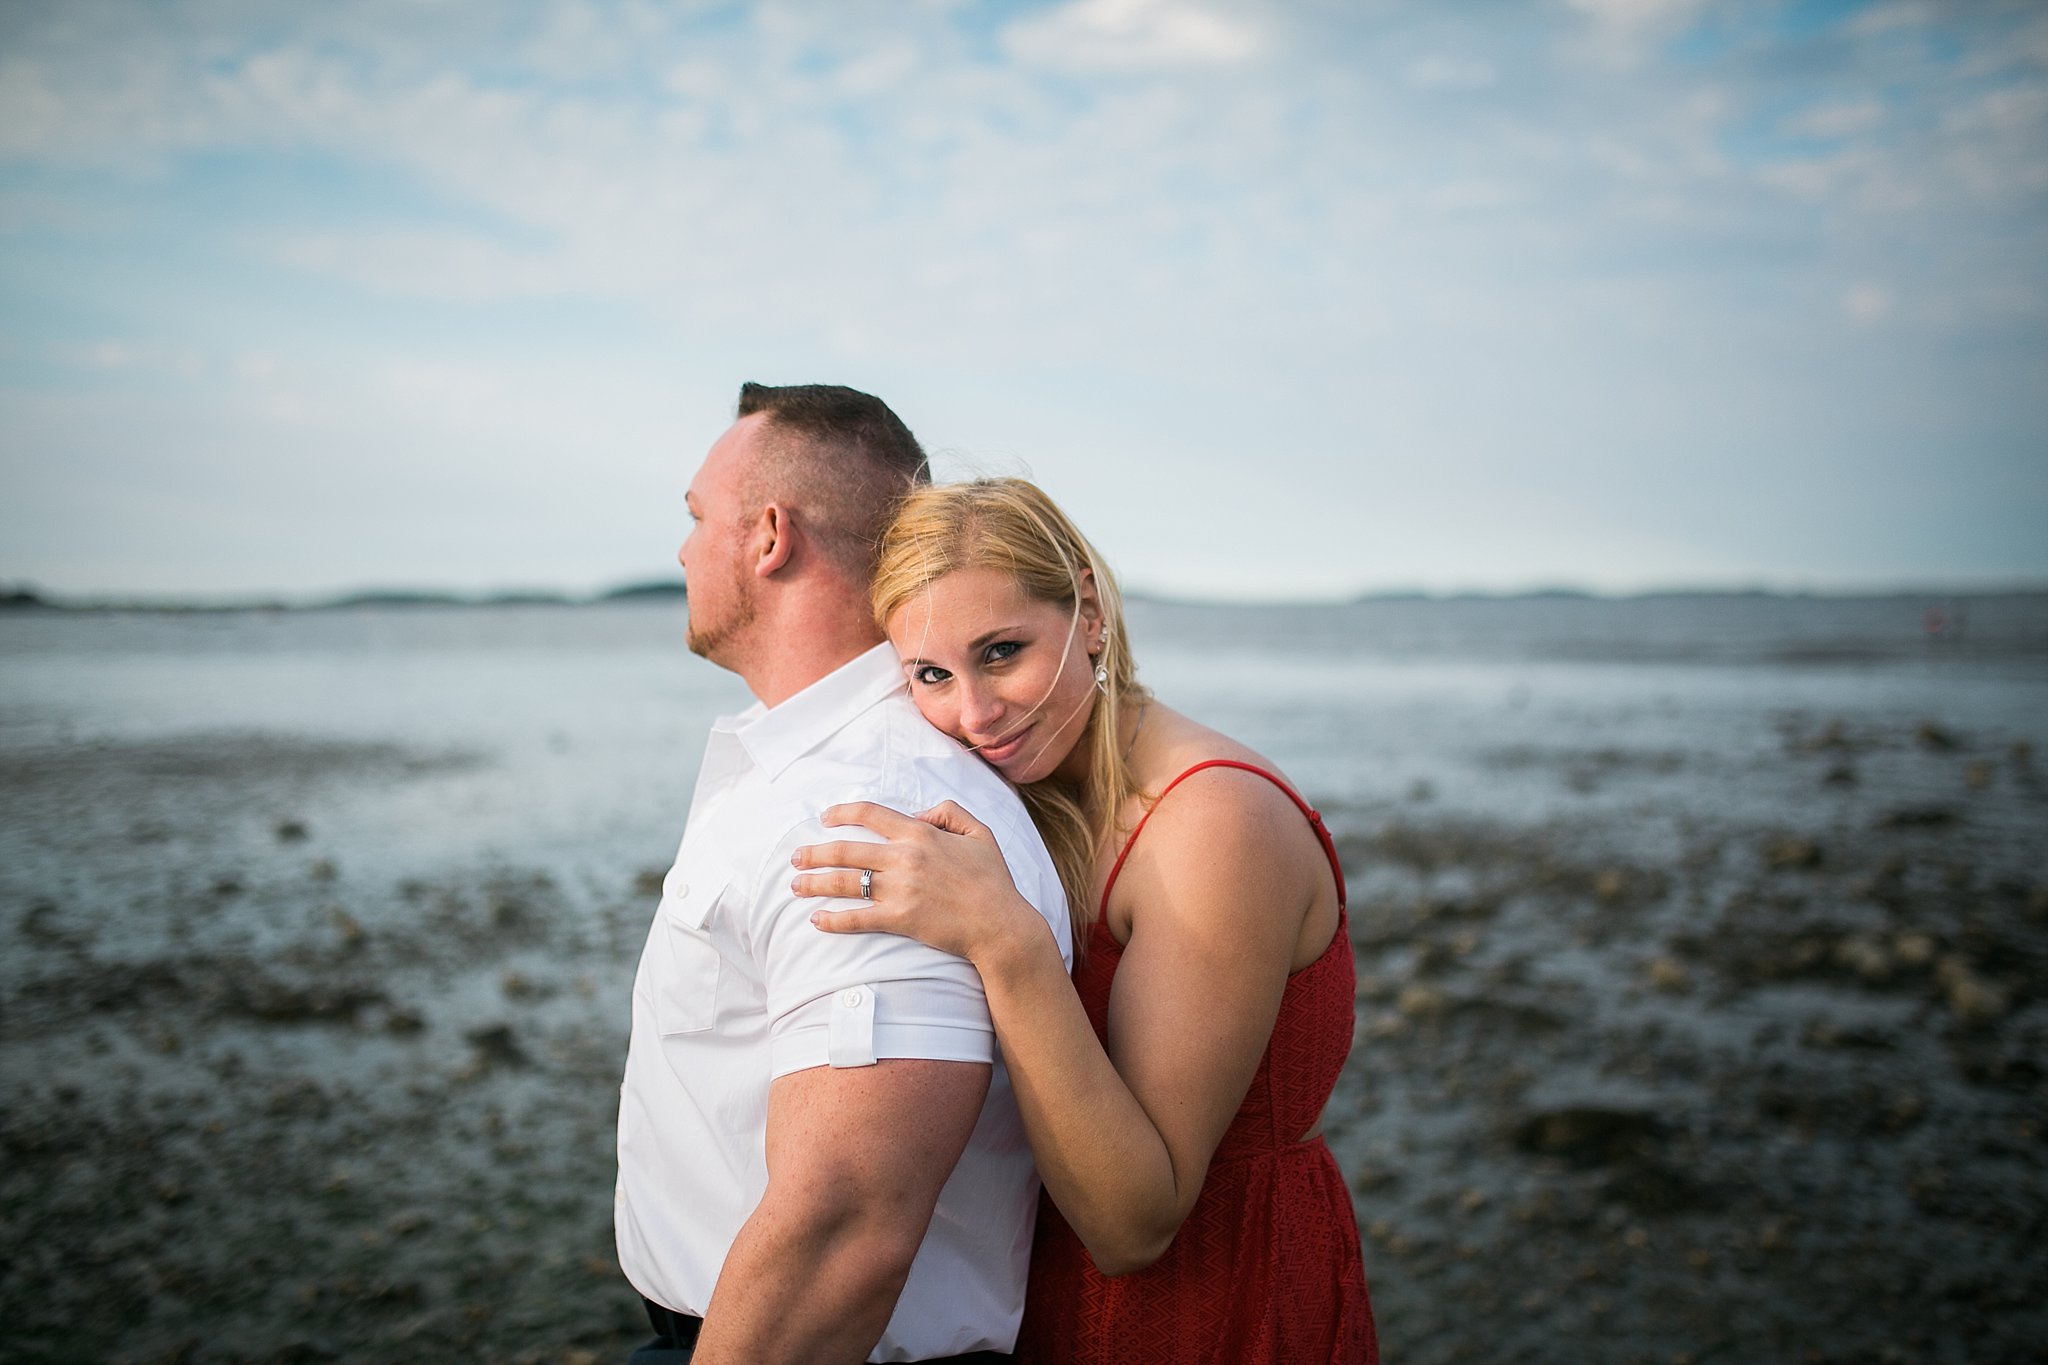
[721,642,907,781]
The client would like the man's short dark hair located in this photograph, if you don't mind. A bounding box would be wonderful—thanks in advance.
[734,382,931,582]
[737,382,929,486]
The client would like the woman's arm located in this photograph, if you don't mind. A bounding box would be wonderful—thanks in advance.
[793,770,1323,1274]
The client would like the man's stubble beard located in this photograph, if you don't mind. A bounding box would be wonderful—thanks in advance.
[684,560,759,670]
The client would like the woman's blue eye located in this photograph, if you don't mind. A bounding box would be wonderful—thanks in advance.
[912,664,951,686]
[985,640,1021,664]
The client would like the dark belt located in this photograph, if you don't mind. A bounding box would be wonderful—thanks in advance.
[636,1298,1013,1363]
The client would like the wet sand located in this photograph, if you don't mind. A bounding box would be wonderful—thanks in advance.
[3,676,2046,1362]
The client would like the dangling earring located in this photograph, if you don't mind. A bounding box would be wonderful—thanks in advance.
[1094,662,1109,693]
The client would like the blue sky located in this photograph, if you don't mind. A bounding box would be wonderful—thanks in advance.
[1,0,2043,600]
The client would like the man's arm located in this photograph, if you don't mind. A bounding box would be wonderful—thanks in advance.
[690,1057,992,1365]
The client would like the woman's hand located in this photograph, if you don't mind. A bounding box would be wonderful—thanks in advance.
[791,800,1049,965]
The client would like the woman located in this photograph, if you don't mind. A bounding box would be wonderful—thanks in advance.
[789,479,1377,1365]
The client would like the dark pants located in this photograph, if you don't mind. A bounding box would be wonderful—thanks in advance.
[627,1298,702,1364]
[628,1298,1014,1364]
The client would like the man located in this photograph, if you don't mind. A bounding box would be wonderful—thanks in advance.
[616,383,1071,1364]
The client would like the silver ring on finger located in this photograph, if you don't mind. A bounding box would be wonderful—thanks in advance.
[859,867,873,901]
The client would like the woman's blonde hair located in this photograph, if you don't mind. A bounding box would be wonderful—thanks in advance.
[872,478,1149,941]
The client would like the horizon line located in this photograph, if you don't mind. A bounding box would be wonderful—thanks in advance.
[6,576,2048,614]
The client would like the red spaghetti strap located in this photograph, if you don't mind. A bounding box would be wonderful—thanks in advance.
[1099,759,1347,920]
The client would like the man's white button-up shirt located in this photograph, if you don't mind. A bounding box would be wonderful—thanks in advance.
[616,643,1071,1362]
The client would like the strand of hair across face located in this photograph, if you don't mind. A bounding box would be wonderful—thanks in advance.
[950,586,1086,769]
[988,505,1094,774]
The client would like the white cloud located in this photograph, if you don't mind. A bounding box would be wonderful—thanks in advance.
[1562,0,1711,68]
[1001,0,1263,72]
[1848,2,1936,39]
[1942,82,2048,135]
[274,231,574,302]
[50,340,205,377]
[1843,283,1892,324]
[231,351,285,383]
[1564,0,1704,27]
[1405,56,1496,91]
[1784,98,1885,139]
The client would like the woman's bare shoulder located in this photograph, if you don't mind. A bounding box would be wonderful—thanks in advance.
[1133,706,1304,814]
[1116,706,1322,907]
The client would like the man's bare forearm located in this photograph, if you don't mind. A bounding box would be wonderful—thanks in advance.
[691,1185,922,1365]
[691,1056,992,1364]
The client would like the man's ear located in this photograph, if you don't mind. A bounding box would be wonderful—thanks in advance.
[752,504,796,578]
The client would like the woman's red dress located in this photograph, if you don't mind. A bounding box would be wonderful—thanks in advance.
[1015,760,1380,1365]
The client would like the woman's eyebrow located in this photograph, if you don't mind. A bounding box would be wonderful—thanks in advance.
[966,624,1026,651]
[899,623,1031,669]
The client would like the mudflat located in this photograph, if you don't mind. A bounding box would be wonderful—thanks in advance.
[2,597,2044,1362]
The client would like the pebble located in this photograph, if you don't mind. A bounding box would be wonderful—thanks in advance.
[1397,983,1448,1018]
[386,1210,430,1237]
[1890,932,1936,969]
[328,907,364,948]
[1937,958,2009,1026]
[1916,721,1959,751]
[501,971,556,1001]
[1513,1106,1659,1165]
[1351,1165,1399,1194]
[1832,935,1893,983]
[464,1023,530,1069]
[1647,956,1692,993]
[1765,837,1823,871]
[1361,1012,1407,1041]
[1879,806,1959,830]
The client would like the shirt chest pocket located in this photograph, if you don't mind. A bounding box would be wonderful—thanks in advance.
[655,877,728,1036]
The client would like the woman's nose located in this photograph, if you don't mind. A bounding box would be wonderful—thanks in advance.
[957,679,1004,733]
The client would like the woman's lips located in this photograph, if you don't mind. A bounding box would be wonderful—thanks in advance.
[974,726,1031,765]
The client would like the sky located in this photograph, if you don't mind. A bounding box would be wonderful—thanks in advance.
[1,0,2044,602]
